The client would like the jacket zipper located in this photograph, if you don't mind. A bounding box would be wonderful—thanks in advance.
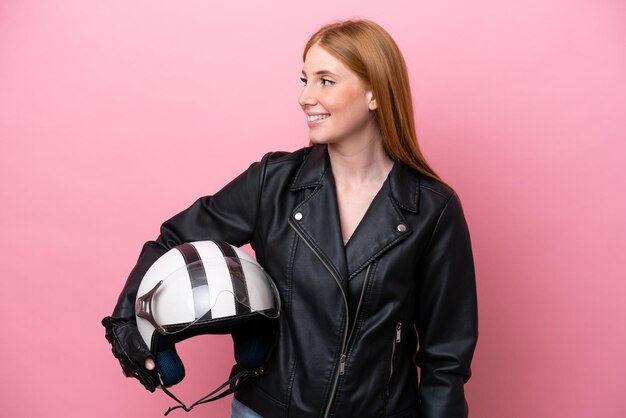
[344,264,372,361]
[387,322,402,397]
[325,263,372,416]
[288,218,372,418]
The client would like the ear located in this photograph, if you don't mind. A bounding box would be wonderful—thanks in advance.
[366,90,377,111]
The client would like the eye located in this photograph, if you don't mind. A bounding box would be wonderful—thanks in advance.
[321,78,335,86]
[300,77,307,86]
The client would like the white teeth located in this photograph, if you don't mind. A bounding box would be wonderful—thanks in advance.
[307,114,329,122]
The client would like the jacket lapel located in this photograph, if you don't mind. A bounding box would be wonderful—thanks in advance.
[344,181,409,279]
[344,158,421,279]
[288,145,422,284]
[289,146,349,289]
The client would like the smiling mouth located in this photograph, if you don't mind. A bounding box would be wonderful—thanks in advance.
[307,114,330,122]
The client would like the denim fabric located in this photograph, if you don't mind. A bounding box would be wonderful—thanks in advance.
[231,397,264,418]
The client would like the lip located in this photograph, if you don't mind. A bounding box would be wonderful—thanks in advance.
[306,113,330,127]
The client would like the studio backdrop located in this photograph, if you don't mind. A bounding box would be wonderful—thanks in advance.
[1,1,625,417]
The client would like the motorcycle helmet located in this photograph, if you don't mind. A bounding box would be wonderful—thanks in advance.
[134,240,280,414]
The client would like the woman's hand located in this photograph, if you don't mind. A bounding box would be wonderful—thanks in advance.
[102,316,160,391]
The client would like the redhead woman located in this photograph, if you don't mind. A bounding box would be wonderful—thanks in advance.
[103,19,478,418]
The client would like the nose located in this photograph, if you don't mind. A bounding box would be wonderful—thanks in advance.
[298,84,317,108]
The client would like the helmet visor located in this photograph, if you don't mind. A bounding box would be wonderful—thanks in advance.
[136,257,280,335]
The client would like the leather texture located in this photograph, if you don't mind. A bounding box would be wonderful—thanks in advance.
[110,145,478,418]
[101,316,159,392]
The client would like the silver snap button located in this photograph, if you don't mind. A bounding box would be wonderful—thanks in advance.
[397,224,407,232]
[294,212,303,221]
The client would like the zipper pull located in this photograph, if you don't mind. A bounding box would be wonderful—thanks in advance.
[339,354,347,375]
[395,322,402,343]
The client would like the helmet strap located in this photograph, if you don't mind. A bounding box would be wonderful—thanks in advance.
[162,364,264,416]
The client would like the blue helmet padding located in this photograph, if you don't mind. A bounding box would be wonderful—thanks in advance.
[232,318,275,370]
[151,317,275,388]
[156,348,185,387]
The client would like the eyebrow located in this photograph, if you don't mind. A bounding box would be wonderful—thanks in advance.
[301,69,339,77]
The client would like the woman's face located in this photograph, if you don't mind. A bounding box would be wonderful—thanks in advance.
[299,43,377,146]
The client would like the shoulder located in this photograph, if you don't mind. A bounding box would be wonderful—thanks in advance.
[258,146,313,169]
[246,147,315,190]
[415,174,469,228]
[391,161,458,215]
[258,146,318,180]
[392,162,468,223]
[398,168,472,248]
[419,174,455,202]
[263,147,311,165]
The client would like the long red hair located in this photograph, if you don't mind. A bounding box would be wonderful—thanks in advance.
[304,19,446,186]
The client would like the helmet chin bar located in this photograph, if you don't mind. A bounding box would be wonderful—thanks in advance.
[136,280,166,335]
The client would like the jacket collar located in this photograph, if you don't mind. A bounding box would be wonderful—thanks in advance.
[290,145,421,214]
[288,145,421,282]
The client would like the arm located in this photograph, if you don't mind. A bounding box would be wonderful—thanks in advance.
[112,153,271,319]
[102,153,272,390]
[415,192,478,418]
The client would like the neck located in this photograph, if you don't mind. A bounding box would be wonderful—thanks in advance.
[327,135,393,185]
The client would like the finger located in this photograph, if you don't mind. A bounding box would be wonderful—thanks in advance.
[145,357,155,370]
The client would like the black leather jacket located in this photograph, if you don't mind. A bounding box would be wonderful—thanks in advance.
[112,145,478,418]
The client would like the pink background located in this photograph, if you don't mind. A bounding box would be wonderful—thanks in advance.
[1,1,625,417]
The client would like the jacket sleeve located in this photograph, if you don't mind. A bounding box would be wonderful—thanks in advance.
[111,153,272,320]
[415,192,478,418]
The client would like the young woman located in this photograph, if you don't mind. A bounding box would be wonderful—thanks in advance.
[103,19,478,418]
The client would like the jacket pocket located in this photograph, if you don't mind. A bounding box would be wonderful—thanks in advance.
[386,321,402,397]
